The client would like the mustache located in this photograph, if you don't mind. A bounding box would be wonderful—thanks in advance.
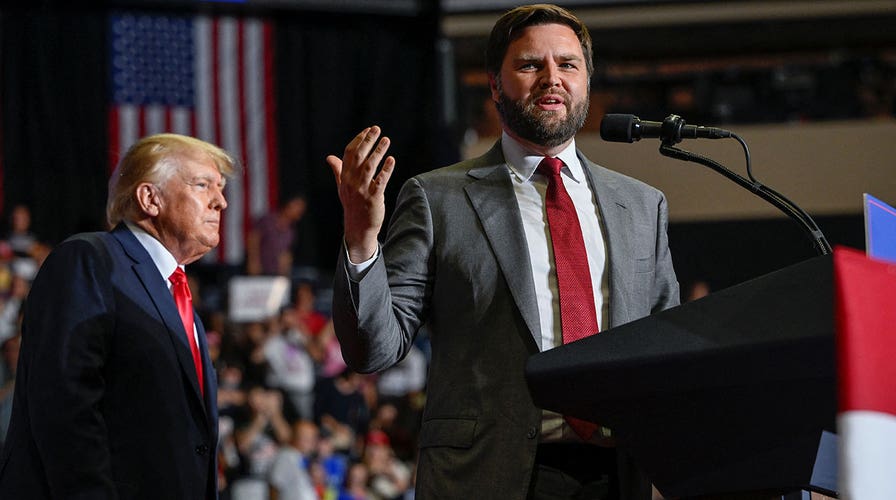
[530,89,571,104]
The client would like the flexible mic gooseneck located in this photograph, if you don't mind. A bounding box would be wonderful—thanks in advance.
[600,113,832,256]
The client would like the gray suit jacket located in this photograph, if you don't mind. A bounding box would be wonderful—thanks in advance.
[333,141,679,499]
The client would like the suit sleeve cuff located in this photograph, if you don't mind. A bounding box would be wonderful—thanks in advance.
[344,240,380,280]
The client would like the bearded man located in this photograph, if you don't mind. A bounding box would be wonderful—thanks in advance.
[326,4,680,500]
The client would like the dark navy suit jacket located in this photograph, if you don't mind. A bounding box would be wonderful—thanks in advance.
[0,224,218,499]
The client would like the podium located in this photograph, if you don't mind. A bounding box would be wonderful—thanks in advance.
[525,255,838,498]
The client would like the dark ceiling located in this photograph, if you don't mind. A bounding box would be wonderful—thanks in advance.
[444,1,896,72]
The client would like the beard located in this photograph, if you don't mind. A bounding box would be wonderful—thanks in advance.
[495,87,589,148]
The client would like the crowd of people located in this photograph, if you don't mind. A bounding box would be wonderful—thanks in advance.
[0,205,49,449]
[209,277,428,500]
[0,201,430,500]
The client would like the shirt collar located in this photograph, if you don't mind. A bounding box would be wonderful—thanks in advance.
[125,222,181,280]
[500,132,584,184]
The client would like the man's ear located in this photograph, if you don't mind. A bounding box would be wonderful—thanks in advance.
[136,182,161,217]
[488,73,500,103]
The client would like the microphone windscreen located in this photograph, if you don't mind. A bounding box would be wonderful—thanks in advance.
[600,114,636,143]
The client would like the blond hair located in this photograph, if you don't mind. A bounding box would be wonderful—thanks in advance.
[106,133,236,227]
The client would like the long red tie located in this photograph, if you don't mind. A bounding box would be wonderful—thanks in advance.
[170,267,204,396]
[538,156,600,440]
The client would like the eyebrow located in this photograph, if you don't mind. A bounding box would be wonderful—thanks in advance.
[513,52,584,63]
[189,174,227,187]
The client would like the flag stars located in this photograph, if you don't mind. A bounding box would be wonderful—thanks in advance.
[110,14,195,106]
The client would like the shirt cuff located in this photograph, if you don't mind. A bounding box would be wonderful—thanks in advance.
[344,242,379,280]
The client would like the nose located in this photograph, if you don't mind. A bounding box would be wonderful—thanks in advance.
[540,62,562,88]
[211,186,227,211]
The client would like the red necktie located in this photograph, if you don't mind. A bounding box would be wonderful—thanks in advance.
[538,157,600,440]
[169,267,204,396]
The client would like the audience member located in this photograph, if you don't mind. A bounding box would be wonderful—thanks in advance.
[239,321,274,388]
[267,420,318,500]
[338,462,372,500]
[310,319,348,379]
[5,205,37,259]
[264,307,316,420]
[0,276,28,344]
[315,427,351,495]
[0,335,20,450]
[246,195,307,277]
[4,205,41,282]
[363,430,412,500]
[293,280,329,336]
[315,369,372,453]
[230,387,291,499]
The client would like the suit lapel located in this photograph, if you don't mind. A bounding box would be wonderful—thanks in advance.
[465,144,541,350]
[578,153,634,329]
[111,224,209,417]
[195,318,218,431]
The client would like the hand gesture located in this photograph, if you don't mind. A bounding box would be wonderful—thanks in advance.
[326,126,396,263]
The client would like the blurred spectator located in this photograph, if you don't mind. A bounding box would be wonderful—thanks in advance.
[338,462,372,500]
[310,320,348,379]
[5,205,37,259]
[238,321,273,388]
[368,403,417,464]
[315,369,371,455]
[217,362,249,419]
[246,195,307,277]
[293,280,328,337]
[362,430,412,500]
[0,334,21,449]
[0,242,13,297]
[267,420,318,500]
[315,427,350,495]
[230,387,291,500]
[264,308,316,420]
[0,276,28,344]
[376,344,426,403]
[4,205,41,282]
[368,345,426,463]
[292,280,348,382]
[214,359,251,495]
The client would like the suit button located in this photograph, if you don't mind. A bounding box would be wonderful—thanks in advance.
[195,444,209,455]
[526,427,538,439]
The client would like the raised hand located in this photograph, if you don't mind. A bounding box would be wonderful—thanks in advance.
[326,126,396,263]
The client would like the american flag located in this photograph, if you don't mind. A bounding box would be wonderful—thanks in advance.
[109,13,278,264]
[835,247,896,500]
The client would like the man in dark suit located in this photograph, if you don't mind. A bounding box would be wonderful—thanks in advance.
[0,133,234,499]
[327,4,679,500]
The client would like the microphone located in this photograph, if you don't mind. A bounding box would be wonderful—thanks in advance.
[600,114,731,144]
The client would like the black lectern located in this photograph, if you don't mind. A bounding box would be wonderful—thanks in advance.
[525,255,838,498]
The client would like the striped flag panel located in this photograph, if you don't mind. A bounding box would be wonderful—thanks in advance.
[109,13,278,264]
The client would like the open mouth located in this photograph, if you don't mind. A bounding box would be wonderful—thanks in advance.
[536,94,566,110]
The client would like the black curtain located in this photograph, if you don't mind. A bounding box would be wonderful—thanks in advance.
[1,6,109,243]
[275,9,457,272]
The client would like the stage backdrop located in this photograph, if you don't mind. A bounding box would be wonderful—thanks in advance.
[0,5,456,271]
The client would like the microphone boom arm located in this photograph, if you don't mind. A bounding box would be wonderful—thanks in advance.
[658,138,832,256]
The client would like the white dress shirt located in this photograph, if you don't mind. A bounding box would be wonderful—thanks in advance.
[126,222,200,345]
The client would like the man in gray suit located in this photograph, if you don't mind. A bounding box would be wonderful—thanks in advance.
[326,4,679,500]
